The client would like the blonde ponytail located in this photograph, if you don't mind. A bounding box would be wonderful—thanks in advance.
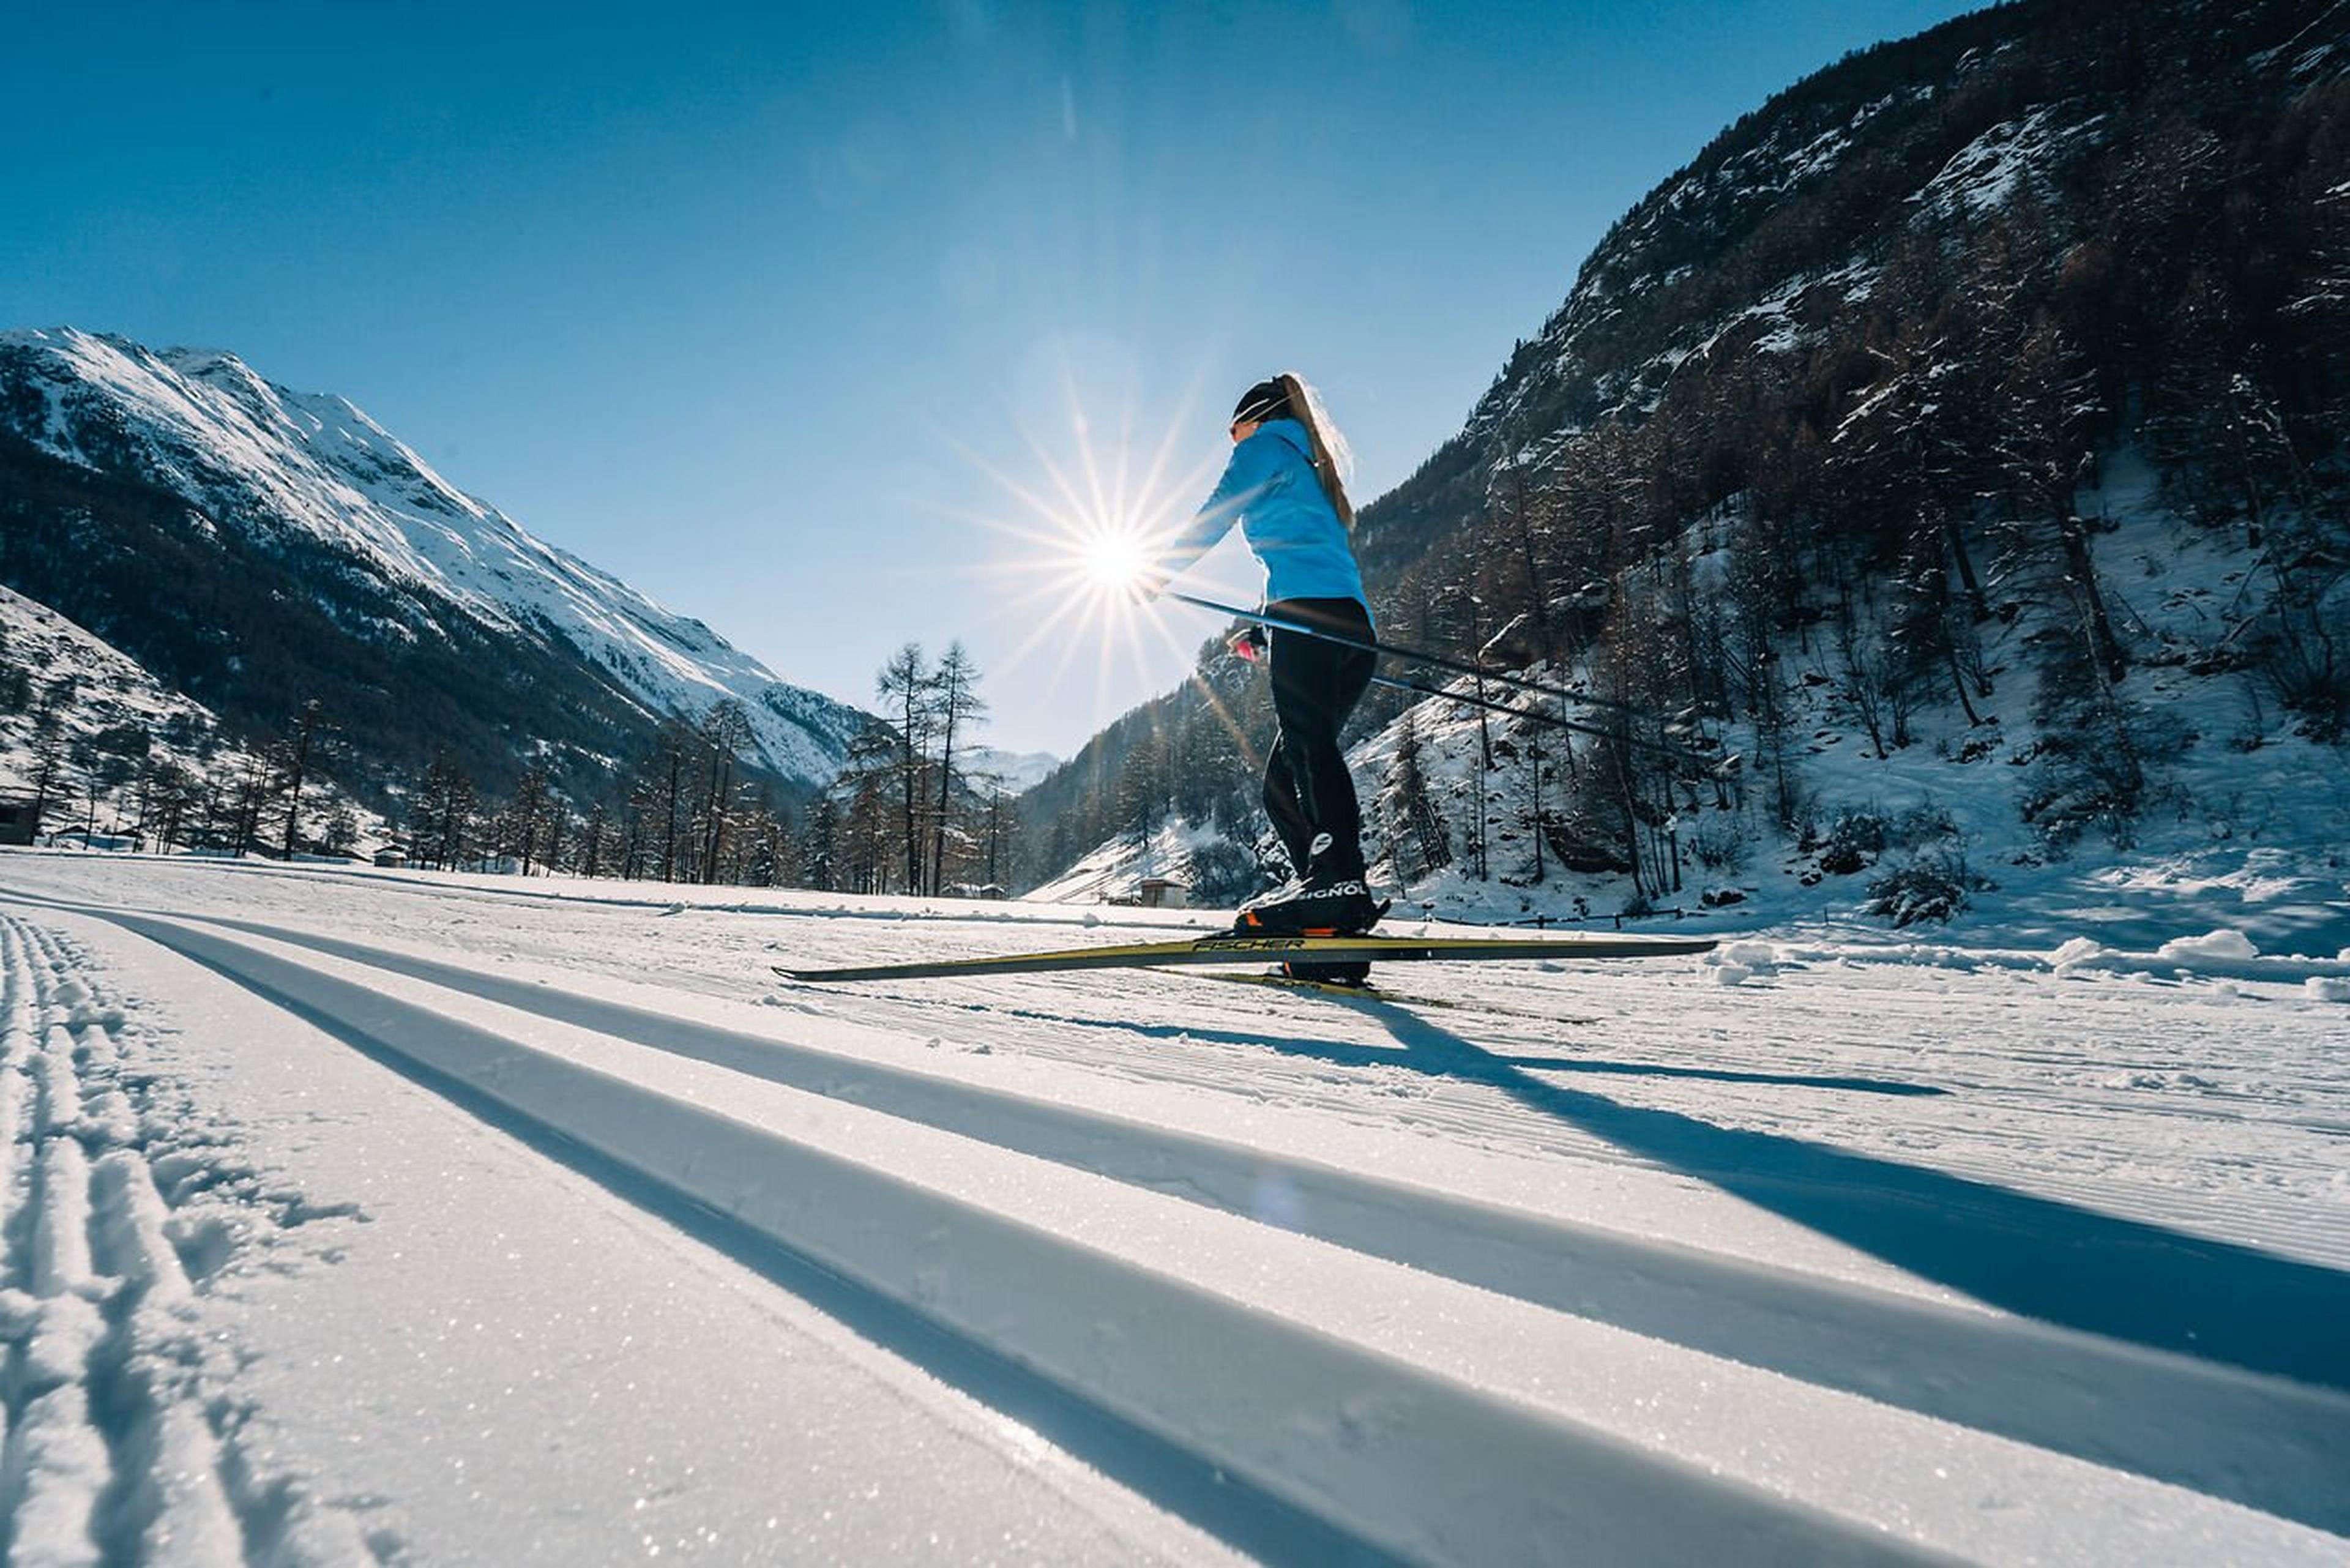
[1278,371,1357,531]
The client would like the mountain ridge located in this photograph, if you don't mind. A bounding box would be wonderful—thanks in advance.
[0,326,873,802]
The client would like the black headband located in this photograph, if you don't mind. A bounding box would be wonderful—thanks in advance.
[1231,378,1292,427]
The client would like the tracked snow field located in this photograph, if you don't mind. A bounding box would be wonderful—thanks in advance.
[0,853,2343,1564]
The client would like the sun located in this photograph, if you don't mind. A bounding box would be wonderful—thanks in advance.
[1077,523,1154,595]
[919,359,1244,730]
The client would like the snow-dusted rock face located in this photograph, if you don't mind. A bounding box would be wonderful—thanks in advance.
[0,586,226,775]
[1023,0,2348,919]
[0,327,868,787]
[1360,0,2344,564]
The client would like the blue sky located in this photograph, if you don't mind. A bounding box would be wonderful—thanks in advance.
[9,1,1981,758]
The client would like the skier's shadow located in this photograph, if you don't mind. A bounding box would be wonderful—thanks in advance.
[1266,993,2350,1392]
[992,1002,1940,1096]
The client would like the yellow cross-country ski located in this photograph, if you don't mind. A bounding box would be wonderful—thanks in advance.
[775,929,1715,982]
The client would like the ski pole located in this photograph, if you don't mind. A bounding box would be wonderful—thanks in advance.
[1167,590,1651,718]
[1217,614,1711,763]
[1368,670,1732,772]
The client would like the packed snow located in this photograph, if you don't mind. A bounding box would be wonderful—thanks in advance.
[0,848,2341,1563]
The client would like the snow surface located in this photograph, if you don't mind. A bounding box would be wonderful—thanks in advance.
[0,849,2342,1563]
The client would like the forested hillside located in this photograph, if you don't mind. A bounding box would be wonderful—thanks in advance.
[0,330,873,867]
[1019,0,2349,919]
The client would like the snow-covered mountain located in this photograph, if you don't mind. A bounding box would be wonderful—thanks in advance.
[0,327,868,792]
[966,746,1060,795]
[1020,0,2350,929]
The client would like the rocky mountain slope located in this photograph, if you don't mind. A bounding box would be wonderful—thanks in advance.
[0,583,378,851]
[1020,0,2350,933]
[0,329,870,805]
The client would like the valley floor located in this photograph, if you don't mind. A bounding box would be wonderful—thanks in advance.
[0,851,2343,1564]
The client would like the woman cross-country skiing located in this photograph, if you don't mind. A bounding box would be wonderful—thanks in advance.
[1141,373,1384,941]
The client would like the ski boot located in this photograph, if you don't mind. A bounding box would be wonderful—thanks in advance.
[1234,874,1307,924]
[1230,874,1385,937]
[1234,862,1388,990]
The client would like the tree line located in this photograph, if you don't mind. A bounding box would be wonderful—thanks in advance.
[819,640,1020,895]
[390,640,1018,895]
[399,702,801,884]
[0,646,364,859]
[2,589,1031,898]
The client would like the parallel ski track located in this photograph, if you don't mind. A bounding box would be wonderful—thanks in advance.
[0,915,373,1565]
[824,966,2350,1271]
[12,897,1951,1567]
[28,865,2347,1268]
[25,865,2347,1270]
[6,889,2349,1553]
[142,865,2350,1212]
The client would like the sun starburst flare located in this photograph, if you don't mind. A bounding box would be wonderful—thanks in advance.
[925,365,1246,726]
[1075,523,1155,597]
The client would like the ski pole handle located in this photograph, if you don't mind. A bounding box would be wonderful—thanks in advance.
[1167,590,1647,717]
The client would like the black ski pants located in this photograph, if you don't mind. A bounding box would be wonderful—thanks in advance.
[1263,597,1376,881]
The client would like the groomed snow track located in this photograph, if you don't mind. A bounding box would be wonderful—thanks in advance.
[1,868,2345,1565]
[0,913,373,1564]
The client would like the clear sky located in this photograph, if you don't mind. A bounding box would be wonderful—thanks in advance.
[8,0,1982,760]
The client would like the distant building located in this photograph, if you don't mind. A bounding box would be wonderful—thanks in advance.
[0,796,40,846]
[1138,876,1188,909]
[374,847,410,868]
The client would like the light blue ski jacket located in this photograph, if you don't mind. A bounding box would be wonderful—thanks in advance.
[1157,419,1369,612]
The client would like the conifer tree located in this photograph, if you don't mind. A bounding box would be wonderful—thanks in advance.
[695,701,755,884]
[875,644,933,895]
[276,700,330,859]
[1386,712,1451,884]
[579,801,611,879]
[927,643,987,895]
[798,795,839,892]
